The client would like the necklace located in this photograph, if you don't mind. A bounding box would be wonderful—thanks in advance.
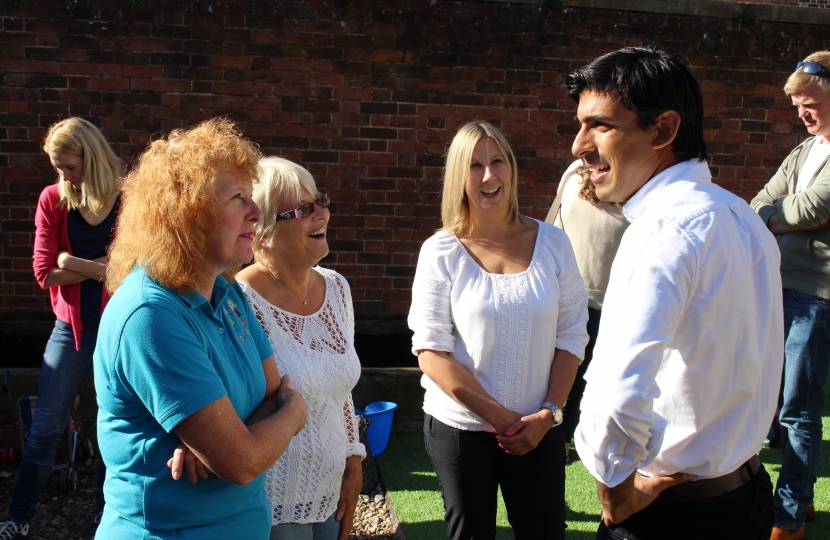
[262,265,312,305]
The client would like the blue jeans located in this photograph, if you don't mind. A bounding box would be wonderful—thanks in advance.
[7,320,105,523]
[269,513,339,540]
[774,289,830,530]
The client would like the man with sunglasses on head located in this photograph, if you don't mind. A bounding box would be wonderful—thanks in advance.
[751,51,830,540]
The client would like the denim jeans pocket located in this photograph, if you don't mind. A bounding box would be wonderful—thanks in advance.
[54,319,72,331]
[791,291,825,304]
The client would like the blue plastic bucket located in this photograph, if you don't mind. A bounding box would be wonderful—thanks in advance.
[358,401,397,457]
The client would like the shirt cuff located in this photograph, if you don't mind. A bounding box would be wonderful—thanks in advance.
[411,334,455,356]
[347,442,367,460]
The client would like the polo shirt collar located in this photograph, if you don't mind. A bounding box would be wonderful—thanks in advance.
[180,274,233,312]
[622,159,712,223]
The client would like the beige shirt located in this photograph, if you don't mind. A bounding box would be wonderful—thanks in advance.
[549,160,629,310]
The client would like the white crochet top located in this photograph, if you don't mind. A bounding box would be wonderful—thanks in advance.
[240,267,366,525]
[408,220,589,432]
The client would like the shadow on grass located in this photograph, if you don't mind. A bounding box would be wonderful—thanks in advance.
[401,521,517,540]
[397,520,598,540]
[376,434,439,492]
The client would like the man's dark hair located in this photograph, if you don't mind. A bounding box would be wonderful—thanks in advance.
[567,46,708,163]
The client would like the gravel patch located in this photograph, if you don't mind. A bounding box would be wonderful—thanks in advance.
[350,490,405,539]
[0,459,100,540]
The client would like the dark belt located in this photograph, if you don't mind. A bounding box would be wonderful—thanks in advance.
[661,455,761,503]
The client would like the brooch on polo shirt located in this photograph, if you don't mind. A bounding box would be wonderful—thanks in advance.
[222,298,252,344]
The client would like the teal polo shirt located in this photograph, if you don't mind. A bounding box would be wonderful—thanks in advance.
[94,268,274,540]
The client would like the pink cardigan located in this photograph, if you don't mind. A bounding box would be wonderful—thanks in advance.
[33,184,111,350]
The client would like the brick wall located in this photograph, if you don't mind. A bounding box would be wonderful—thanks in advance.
[736,0,830,8]
[1,0,828,332]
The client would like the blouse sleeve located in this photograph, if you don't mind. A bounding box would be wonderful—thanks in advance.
[549,227,590,361]
[408,233,457,355]
[342,393,366,459]
[333,271,355,342]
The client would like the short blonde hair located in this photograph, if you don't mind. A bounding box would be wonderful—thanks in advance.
[785,51,830,96]
[106,117,262,294]
[441,121,519,235]
[43,117,123,213]
[252,156,319,258]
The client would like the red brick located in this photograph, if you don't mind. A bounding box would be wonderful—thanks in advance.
[130,78,152,91]
[151,79,192,93]
[212,55,253,69]
[121,39,164,51]
[122,65,164,78]
[0,59,37,72]
[213,81,253,95]
[88,77,129,90]
[59,62,101,76]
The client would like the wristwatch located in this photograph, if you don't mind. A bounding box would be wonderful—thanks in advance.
[540,401,563,427]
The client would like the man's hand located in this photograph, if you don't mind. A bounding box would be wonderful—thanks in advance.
[495,411,552,455]
[335,455,363,540]
[167,442,212,483]
[598,471,693,526]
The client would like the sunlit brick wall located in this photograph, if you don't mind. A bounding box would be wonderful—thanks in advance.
[1,0,827,328]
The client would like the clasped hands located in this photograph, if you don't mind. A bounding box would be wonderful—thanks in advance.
[493,408,553,456]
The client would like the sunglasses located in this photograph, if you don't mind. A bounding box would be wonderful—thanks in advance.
[275,193,330,221]
[796,61,830,79]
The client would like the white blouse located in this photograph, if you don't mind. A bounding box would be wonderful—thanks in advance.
[240,268,366,525]
[408,219,589,432]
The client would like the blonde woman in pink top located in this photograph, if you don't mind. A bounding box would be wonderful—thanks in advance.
[2,118,122,538]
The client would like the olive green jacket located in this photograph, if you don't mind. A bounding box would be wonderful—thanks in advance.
[750,136,830,299]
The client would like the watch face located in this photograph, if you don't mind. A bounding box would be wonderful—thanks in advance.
[554,408,563,424]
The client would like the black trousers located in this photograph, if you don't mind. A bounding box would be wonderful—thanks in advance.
[596,462,774,540]
[424,414,566,540]
[562,307,601,441]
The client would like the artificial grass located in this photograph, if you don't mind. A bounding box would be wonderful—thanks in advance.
[379,409,830,539]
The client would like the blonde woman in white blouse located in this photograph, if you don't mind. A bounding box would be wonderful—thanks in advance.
[236,157,365,540]
[408,121,589,540]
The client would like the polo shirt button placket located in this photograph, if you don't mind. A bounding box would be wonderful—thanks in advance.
[218,328,224,334]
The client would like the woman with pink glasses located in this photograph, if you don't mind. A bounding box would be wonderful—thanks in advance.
[236,157,365,540]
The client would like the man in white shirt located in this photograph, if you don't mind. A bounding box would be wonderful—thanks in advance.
[572,47,784,540]
[750,51,830,540]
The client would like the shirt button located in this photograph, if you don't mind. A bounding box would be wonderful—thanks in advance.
[218,328,224,334]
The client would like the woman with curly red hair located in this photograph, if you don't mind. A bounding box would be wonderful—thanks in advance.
[93,118,306,539]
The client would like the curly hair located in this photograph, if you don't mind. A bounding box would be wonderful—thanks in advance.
[441,121,519,236]
[43,117,123,213]
[106,117,262,294]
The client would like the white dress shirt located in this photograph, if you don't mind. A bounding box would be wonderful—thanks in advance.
[409,220,589,432]
[575,159,784,487]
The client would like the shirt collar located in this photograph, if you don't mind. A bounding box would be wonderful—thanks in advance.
[180,274,232,311]
[622,159,712,223]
